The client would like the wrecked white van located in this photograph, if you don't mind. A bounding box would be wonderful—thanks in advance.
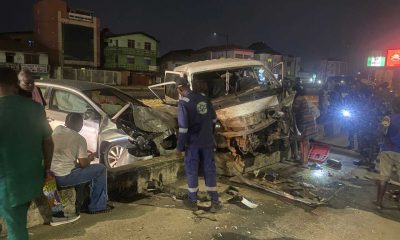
[150,59,296,174]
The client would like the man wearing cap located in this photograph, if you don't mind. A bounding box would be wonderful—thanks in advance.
[175,77,222,213]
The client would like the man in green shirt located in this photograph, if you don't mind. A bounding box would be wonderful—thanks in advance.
[0,68,54,240]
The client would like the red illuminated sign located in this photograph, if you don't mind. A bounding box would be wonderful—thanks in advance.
[386,49,400,67]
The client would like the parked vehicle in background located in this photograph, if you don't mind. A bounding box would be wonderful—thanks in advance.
[150,59,296,175]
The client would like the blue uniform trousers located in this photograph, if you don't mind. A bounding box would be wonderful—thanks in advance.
[185,146,219,203]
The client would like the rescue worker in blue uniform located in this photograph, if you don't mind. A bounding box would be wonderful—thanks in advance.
[175,77,222,213]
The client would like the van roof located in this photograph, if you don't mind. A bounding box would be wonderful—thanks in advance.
[174,58,264,75]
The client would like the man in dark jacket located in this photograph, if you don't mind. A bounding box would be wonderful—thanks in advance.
[176,77,222,213]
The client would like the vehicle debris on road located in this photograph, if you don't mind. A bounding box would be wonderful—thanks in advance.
[230,175,327,207]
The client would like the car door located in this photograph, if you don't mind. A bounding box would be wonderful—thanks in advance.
[47,88,101,153]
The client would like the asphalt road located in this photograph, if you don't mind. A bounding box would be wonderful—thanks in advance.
[29,148,400,240]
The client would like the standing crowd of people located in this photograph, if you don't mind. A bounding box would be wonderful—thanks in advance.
[315,77,400,210]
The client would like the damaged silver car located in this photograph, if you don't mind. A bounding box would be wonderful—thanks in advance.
[36,80,177,170]
[150,59,296,175]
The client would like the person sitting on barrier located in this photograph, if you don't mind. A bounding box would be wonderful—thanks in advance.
[51,113,112,214]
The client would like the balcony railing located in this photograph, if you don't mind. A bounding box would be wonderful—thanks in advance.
[104,47,157,57]
[104,63,158,72]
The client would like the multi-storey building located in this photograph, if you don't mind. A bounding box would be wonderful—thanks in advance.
[33,0,101,68]
[103,32,159,85]
[249,42,300,80]
[193,45,254,61]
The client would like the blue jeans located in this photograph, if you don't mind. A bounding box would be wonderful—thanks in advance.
[185,146,219,203]
[55,164,108,212]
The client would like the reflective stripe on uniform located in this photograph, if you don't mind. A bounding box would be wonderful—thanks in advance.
[205,186,217,191]
[179,128,188,133]
[188,187,199,193]
[179,97,190,102]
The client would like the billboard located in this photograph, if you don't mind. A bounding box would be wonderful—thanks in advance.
[386,49,400,67]
[63,24,94,62]
[367,56,385,67]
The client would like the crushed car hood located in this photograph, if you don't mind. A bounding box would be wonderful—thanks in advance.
[113,103,177,133]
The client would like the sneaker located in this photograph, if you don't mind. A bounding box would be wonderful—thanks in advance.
[50,214,80,226]
[210,201,223,213]
[183,198,198,211]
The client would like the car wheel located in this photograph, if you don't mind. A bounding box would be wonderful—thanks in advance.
[104,143,129,169]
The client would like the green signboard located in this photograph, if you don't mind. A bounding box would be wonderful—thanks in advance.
[367,56,385,67]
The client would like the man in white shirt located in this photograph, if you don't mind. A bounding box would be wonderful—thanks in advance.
[51,113,111,214]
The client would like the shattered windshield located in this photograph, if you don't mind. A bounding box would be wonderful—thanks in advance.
[192,66,280,99]
[84,88,144,116]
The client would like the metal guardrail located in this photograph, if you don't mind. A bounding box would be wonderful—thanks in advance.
[57,68,121,85]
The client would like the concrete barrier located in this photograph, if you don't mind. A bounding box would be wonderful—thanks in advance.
[0,188,76,236]
[1,156,184,233]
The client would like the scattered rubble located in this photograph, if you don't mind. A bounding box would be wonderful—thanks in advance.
[230,175,326,207]
[222,186,259,209]
[327,158,342,170]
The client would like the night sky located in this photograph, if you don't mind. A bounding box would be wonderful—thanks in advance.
[2,0,400,72]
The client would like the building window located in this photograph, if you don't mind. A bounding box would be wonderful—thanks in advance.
[24,54,39,64]
[144,42,151,50]
[128,40,135,48]
[5,53,15,63]
[115,40,119,47]
[267,58,272,63]
[115,55,118,63]
[144,57,151,65]
[235,54,243,59]
[287,61,292,67]
[127,56,135,64]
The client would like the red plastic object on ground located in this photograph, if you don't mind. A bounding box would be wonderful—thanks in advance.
[308,143,331,163]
